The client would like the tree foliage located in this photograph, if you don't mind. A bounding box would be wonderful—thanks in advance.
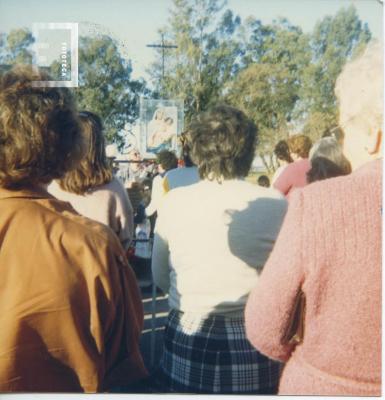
[148,0,242,123]
[299,6,371,128]
[0,28,34,65]
[149,2,371,169]
[50,35,149,148]
[0,4,373,155]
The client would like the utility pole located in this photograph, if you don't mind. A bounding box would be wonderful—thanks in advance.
[146,34,177,82]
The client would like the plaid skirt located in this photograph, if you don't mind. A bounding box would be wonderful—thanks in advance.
[154,309,282,394]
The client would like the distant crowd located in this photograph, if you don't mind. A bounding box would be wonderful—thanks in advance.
[0,40,381,395]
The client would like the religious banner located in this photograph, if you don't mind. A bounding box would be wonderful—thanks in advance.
[139,98,184,157]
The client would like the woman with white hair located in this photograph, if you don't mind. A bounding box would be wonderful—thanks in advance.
[245,41,382,396]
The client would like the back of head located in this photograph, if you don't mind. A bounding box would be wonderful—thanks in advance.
[58,111,113,194]
[179,132,195,167]
[0,65,82,189]
[335,40,383,169]
[186,105,257,181]
[156,150,178,172]
[257,175,270,188]
[307,137,352,183]
[287,134,313,159]
[274,140,293,163]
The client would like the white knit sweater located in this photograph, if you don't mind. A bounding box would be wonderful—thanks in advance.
[151,179,287,316]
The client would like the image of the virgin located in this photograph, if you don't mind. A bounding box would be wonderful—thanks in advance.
[147,108,166,139]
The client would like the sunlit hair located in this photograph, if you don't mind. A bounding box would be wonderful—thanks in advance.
[185,105,257,181]
[274,140,293,163]
[156,150,178,171]
[288,134,313,159]
[307,137,352,183]
[335,40,383,135]
[0,65,82,189]
[58,111,113,195]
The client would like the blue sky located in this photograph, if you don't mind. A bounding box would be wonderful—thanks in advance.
[0,0,383,80]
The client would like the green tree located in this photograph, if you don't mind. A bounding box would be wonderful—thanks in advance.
[52,35,148,148]
[226,18,311,171]
[225,63,292,172]
[299,5,371,134]
[148,0,242,123]
[0,28,34,65]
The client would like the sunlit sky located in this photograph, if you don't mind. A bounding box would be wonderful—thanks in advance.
[0,0,383,80]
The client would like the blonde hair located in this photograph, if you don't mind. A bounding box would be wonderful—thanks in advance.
[287,134,313,158]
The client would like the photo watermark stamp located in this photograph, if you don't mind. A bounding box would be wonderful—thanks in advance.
[32,22,78,87]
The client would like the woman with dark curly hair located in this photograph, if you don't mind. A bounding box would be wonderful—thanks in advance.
[0,66,147,392]
[151,105,287,394]
[48,111,134,250]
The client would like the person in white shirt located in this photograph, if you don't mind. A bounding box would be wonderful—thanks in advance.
[152,105,287,394]
[145,150,178,216]
[163,132,200,193]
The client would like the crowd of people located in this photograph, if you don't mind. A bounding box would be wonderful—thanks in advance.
[0,39,381,395]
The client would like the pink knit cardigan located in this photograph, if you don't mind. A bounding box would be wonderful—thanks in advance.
[245,159,382,396]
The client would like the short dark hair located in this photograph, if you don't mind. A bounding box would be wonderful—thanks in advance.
[58,111,113,194]
[307,136,352,183]
[257,175,270,187]
[179,132,195,167]
[186,105,257,180]
[156,150,178,171]
[274,140,293,163]
[307,157,352,183]
[0,65,82,189]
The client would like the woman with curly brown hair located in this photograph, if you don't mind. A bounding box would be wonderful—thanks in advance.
[0,66,147,392]
[151,105,287,394]
[48,111,134,250]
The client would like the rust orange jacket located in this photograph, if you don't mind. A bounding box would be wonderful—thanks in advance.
[0,186,147,392]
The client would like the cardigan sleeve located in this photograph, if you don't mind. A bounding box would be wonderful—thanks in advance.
[151,203,171,293]
[245,189,305,362]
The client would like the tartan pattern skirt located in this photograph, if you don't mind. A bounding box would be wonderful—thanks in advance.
[154,309,282,394]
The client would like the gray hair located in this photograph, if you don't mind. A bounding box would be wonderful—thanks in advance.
[335,40,383,134]
[309,137,350,168]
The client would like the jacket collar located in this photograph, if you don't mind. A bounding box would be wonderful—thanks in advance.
[0,185,54,201]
